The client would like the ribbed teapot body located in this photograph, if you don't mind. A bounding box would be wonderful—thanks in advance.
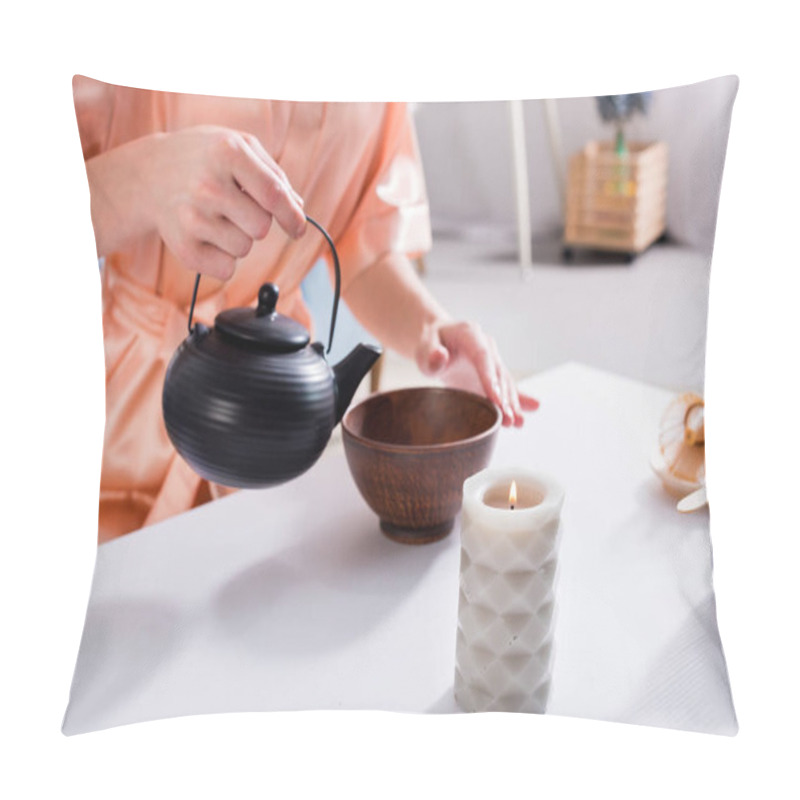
[162,327,337,488]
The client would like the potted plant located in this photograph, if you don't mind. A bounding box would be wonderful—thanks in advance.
[595,92,653,156]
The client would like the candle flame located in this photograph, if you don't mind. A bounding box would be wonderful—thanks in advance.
[509,480,517,509]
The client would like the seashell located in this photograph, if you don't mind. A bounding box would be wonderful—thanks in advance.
[651,392,706,496]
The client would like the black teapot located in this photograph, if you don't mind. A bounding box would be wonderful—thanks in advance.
[162,217,381,488]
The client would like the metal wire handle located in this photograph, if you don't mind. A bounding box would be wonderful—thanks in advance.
[306,215,341,355]
[187,214,341,355]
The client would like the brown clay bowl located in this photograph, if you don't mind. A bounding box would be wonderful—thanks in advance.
[342,387,501,544]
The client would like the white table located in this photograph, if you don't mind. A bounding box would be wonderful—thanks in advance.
[63,362,737,735]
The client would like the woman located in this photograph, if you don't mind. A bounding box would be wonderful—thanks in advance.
[74,75,538,541]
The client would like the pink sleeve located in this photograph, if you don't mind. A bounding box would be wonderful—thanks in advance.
[335,103,432,291]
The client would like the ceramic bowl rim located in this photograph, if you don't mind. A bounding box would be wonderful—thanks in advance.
[342,386,501,455]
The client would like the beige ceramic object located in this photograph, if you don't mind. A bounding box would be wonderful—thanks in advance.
[650,392,707,511]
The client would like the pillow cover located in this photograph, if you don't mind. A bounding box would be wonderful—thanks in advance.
[63,75,738,736]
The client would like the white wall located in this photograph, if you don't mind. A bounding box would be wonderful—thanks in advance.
[414,75,738,255]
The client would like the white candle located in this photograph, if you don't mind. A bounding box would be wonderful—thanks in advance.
[454,467,565,713]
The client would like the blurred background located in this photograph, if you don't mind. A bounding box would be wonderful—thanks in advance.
[306,76,738,399]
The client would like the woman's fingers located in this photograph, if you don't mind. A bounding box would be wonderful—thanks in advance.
[176,202,238,254]
[226,135,306,238]
[244,133,306,210]
[188,242,238,281]
[439,323,505,415]
[172,203,257,274]
[436,321,539,427]
[219,184,274,241]
[464,330,504,410]
[488,337,516,425]
[520,392,540,411]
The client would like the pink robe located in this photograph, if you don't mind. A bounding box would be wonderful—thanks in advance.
[73,76,431,541]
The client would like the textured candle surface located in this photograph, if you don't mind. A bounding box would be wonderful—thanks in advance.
[455,468,564,713]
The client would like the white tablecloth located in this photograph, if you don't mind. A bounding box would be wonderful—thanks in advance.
[63,362,737,735]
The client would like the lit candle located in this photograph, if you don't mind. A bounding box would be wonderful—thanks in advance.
[454,467,565,713]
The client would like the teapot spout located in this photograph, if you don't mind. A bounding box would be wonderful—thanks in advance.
[333,343,382,422]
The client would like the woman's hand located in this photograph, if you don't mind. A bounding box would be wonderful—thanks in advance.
[416,321,539,427]
[342,254,538,427]
[86,126,307,280]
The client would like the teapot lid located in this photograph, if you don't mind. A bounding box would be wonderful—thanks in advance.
[214,283,310,353]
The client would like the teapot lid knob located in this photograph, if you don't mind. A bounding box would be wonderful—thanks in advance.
[214,282,310,352]
[257,283,279,317]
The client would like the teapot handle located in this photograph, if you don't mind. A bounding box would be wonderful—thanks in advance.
[305,216,341,355]
[187,214,341,355]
